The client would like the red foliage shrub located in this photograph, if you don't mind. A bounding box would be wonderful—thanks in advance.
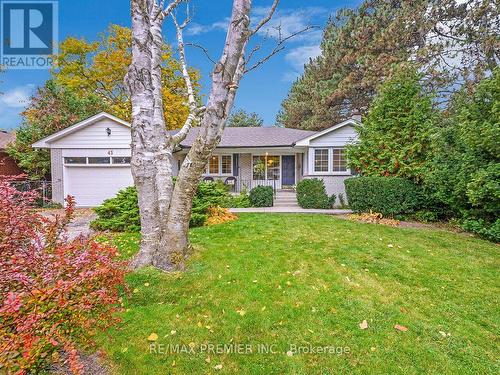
[0,176,128,374]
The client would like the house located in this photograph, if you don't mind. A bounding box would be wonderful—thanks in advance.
[0,130,23,176]
[33,112,360,207]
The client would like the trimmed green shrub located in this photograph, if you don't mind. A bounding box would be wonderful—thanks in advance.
[221,191,251,208]
[91,186,140,232]
[249,186,273,207]
[461,218,500,243]
[296,179,330,209]
[345,177,422,217]
[91,181,231,232]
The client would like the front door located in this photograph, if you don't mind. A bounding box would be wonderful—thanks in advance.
[282,155,295,186]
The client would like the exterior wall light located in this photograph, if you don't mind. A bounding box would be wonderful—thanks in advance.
[106,127,111,136]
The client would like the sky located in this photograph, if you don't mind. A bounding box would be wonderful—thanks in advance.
[0,0,361,130]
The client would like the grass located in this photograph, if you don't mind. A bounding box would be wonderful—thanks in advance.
[99,214,499,374]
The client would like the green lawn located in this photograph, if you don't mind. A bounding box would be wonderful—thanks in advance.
[99,214,499,374]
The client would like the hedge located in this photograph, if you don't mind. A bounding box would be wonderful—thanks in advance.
[344,177,422,217]
[296,179,331,209]
[249,186,273,207]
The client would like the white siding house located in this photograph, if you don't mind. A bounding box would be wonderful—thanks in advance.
[33,113,360,207]
[33,113,134,207]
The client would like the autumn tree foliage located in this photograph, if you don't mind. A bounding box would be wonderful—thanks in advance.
[8,24,199,179]
[346,66,438,183]
[54,24,199,127]
[278,0,499,130]
[0,177,127,374]
[7,81,105,179]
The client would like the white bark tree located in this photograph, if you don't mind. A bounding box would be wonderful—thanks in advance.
[126,0,283,271]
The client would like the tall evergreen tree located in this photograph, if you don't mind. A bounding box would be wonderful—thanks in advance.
[346,66,437,183]
[278,0,499,130]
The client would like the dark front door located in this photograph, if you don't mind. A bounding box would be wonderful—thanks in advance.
[282,155,295,186]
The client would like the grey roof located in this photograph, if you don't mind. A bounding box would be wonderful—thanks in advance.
[0,130,15,149]
[173,127,317,148]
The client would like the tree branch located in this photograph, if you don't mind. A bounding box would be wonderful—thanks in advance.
[185,43,218,65]
[171,12,204,145]
[157,0,183,21]
[250,0,280,37]
[245,25,316,73]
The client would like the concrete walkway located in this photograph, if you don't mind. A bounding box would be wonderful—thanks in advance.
[230,207,352,215]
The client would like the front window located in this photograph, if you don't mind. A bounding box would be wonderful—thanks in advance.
[208,155,219,174]
[267,156,280,180]
[253,156,266,180]
[253,155,280,180]
[332,148,347,172]
[314,149,329,172]
[221,155,232,174]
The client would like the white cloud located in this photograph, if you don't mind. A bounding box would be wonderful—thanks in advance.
[251,6,325,44]
[285,45,322,72]
[0,84,34,108]
[185,6,328,82]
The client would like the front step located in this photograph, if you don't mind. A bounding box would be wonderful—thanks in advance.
[274,190,299,207]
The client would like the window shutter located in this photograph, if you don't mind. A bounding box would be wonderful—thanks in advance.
[233,154,239,176]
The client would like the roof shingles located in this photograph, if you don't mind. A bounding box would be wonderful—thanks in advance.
[174,127,316,148]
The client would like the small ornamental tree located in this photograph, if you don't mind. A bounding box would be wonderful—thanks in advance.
[346,66,437,183]
[0,176,127,374]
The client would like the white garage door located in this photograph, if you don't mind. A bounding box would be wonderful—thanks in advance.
[65,167,133,207]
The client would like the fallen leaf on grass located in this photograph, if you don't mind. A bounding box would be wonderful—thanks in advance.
[236,309,246,316]
[359,320,368,330]
[147,332,158,341]
[394,324,408,332]
[214,364,223,370]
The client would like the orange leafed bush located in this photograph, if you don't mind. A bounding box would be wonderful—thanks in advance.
[205,206,238,226]
[0,176,128,374]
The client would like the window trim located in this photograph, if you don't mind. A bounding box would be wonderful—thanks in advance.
[63,156,131,167]
[205,154,233,176]
[251,154,282,181]
[64,157,87,165]
[331,147,348,173]
[313,148,329,173]
[309,147,351,176]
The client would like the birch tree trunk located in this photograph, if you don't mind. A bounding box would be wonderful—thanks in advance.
[126,0,255,271]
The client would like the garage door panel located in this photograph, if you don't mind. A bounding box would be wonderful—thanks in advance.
[65,167,133,207]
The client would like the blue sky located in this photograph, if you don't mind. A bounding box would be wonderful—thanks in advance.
[0,0,361,130]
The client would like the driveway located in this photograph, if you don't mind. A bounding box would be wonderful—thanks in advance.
[39,208,97,240]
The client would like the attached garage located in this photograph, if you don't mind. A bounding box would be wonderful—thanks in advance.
[33,113,134,207]
[64,165,133,207]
